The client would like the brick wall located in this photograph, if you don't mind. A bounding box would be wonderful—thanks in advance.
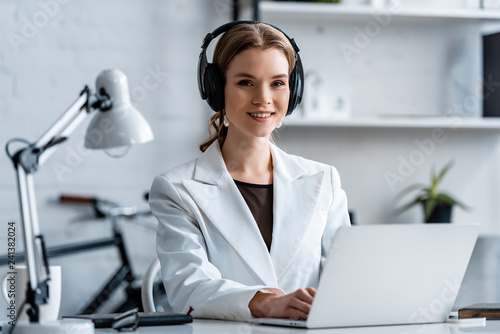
[0,0,233,318]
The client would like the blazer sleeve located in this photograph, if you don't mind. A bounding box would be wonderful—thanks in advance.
[150,175,267,321]
[320,166,351,272]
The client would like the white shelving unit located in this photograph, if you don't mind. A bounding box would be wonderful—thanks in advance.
[260,1,500,130]
[261,1,500,23]
[284,116,500,129]
[257,1,500,231]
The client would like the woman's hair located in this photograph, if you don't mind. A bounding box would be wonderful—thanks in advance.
[199,23,296,152]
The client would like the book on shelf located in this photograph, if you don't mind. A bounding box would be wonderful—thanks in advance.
[458,303,500,319]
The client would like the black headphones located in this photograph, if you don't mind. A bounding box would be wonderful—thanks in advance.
[197,21,304,116]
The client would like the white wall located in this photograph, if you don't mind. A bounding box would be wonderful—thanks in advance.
[0,0,230,319]
[1,0,499,320]
[276,128,500,227]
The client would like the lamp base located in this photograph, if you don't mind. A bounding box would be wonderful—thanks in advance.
[2,319,94,334]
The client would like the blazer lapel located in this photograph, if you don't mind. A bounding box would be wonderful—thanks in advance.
[270,144,325,281]
[182,142,278,286]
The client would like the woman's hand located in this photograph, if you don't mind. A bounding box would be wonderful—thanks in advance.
[249,287,316,319]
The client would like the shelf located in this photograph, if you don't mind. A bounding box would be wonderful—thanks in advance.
[260,1,500,23]
[283,116,500,129]
[477,225,500,236]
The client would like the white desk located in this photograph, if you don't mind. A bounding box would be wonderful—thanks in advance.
[1,319,496,333]
[92,319,500,333]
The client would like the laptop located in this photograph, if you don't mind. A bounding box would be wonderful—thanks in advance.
[252,224,479,329]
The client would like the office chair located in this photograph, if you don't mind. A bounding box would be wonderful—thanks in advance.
[141,257,162,312]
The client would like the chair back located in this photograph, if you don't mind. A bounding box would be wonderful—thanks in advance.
[141,257,161,312]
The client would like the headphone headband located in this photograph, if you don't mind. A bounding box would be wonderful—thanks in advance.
[198,21,304,116]
[201,20,300,53]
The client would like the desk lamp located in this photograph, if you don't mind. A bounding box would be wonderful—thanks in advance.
[5,69,153,333]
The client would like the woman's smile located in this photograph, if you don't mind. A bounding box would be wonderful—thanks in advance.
[247,112,275,121]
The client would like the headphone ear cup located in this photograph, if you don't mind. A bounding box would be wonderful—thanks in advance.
[287,68,299,116]
[204,64,225,112]
[288,54,304,116]
[287,65,304,116]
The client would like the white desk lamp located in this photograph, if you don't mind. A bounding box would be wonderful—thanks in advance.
[5,69,153,333]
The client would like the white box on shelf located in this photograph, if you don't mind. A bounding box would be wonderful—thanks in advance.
[301,70,351,120]
[302,92,351,120]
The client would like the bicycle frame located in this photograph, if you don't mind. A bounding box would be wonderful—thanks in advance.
[0,196,152,314]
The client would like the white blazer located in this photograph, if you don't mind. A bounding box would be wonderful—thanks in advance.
[149,141,350,321]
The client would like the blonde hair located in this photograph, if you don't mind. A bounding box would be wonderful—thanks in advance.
[199,23,296,152]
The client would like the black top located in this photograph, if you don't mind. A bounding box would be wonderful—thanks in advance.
[234,180,274,252]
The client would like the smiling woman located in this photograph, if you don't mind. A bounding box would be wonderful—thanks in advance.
[224,48,289,143]
[148,21,351,322]
[199,22,299,153]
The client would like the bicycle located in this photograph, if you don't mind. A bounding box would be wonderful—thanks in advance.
[0,193,158,314]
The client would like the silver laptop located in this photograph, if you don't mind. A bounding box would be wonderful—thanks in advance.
[252,224,479,329]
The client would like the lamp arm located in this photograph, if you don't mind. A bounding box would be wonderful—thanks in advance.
[35,89,89,153]
[5,85,111,323]
[24,86,113,170]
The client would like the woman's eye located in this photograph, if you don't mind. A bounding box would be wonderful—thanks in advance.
[273,81,285,87]
[237,80,252,86]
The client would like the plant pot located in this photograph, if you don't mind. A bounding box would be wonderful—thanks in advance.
[425,204,453,223]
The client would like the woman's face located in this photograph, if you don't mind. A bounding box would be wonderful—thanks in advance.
[224,47,290,140]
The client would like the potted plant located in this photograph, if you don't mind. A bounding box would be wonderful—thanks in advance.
[394,161,469,223]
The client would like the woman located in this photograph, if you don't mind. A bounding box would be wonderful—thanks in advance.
[149,21,350,321]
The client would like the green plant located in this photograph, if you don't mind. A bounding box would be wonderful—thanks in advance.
[394,161,469,221]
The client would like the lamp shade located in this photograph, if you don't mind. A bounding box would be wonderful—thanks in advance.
[84,69,154,149]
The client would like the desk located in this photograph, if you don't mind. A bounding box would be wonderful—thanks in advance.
[92,319,500,333]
